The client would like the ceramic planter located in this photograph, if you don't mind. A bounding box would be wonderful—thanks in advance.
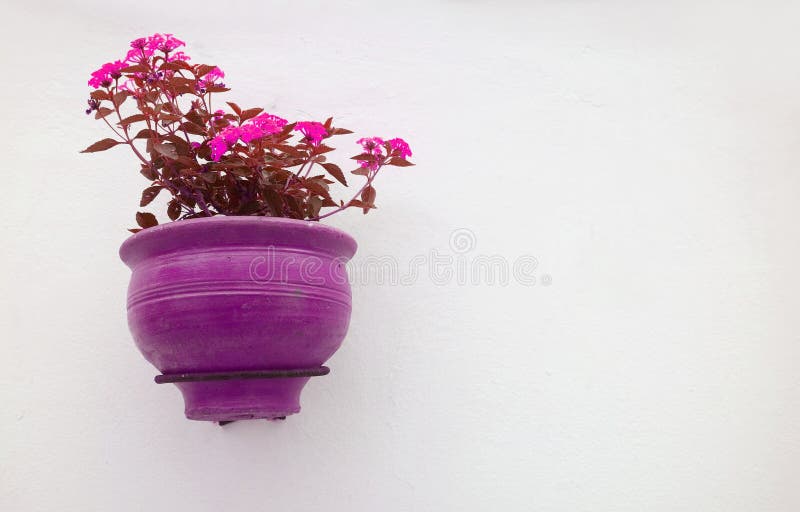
[119,216,357,422]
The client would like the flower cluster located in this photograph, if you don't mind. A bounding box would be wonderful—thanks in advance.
[208,113,288,161]
[88,61,126,89]
[89,34,186,90]
[81,34,414,231]
[294,121,328,146]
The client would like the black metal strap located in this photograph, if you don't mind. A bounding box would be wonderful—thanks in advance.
[154,366,330,384]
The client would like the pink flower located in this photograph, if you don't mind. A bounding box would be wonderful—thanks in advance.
[88,60,126,88]
[167,51,191,63]
[125,47,150,65]
[147,33,185,53]
[357,137,385,156]
[239,124,264,143]
[130,38,148,50]
[294,121,327,145]
[206,66,224,83]
[197,66,225,92]
[251,113,287,135]
[220,126,242,145]
[388,138,412,158]
[209,136,228,162]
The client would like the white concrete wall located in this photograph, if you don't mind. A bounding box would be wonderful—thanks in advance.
[2,1,799,510]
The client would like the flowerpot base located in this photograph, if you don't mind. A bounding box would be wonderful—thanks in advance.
[155,367,329,422]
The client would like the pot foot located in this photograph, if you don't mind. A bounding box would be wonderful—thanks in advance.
[153,367,329,422]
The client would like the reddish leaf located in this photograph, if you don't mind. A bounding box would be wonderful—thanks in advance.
[153,143,179,160]
[140,165,159,181]
[205,85,230,93]
[90,90,110,101]
[389,157,414,167]
[121,64,148,73]
[226,102,242,116]
[308,196,323,218]
[195,64,217,77]
[80,138,120,153]
[133,128,156,139]
[118,114,148,127]
[135,212,158,229]
[361,186,376,214]
[179,122,206,136]
[240,108,264,121]
[348,199,375,210]
[113,92,128,107]
[94,107,114,120]
[157,113,183,123]
[140,186,163,207]
[167,200,182,220]
[184,110,204,126]
[321,163,347,186]
[161,60,192,71]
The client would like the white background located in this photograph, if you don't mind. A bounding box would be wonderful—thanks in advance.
[2,1,799,510]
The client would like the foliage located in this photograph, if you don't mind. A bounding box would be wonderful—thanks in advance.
[82,34,413,232]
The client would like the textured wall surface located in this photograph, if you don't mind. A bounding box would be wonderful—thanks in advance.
[2,1,799,510]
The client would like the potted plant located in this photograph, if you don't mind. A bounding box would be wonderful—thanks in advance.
[82,33,413,423]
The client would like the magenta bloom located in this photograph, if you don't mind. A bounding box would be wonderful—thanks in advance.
[148,33,185,53]
[388,138,412,158]
[197,66,225,92]
[205,66,225,83]
[125,47,152,64]
[239,124,264,143]
[209,137,228,162]
[130,38,148,50]
[357,137,385,156]
[252,113,288,135]
[294,121,327,145]
[220,126,242,145]
[167,51,191,63]
[88,60,126,89]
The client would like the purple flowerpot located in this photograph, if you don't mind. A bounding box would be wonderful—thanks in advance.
[119,216,357,422]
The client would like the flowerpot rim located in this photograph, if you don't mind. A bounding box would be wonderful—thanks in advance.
[119,216,357,268]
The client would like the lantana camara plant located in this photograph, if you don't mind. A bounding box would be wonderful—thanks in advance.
[82,33,413,232]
